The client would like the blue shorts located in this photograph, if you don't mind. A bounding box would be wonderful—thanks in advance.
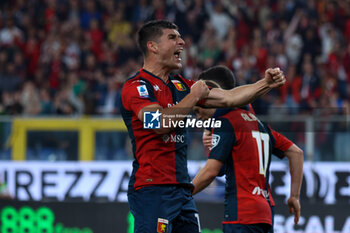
[223,206,274,233]
[128,185,201,233]
[223,223,272,233]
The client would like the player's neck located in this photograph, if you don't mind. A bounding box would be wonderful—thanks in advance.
[143,60,170,82]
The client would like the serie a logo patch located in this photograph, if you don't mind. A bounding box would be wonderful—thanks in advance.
[171,80,186,91]
[137,85,149,98]
[157,218,169,233]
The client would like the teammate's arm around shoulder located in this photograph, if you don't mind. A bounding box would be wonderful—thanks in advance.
[284,144,304,225]
[203,67,286,108]
[192,159,223,195]
[202,129,213,150]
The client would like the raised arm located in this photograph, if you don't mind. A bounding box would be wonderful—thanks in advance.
[203,68,285,108]
[284,144,304,225]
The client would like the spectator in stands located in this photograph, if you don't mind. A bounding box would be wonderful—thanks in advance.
[0,50,8,76]
[67,0,81,22]
[107,8,132,47]
[0,62,22,94]
[1,91,23,115]
[39,88,54,115]
[149,0,170,21]
[96,77,121,116]
[180,0,209,43]
[0,17,23,47]
[20,81,41,115]
[207,1,232,41]
[80,0,102,31]
[299,61,322,112]
[132,0,152,24]
[87,18,104,59]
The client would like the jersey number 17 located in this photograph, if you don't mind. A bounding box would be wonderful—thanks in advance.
[252,131,270,177]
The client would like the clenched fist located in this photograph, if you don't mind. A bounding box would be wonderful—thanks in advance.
[265,67,286,88]
[191,80,210,100]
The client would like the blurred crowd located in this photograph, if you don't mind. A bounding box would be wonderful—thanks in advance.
[0,0,349,117]
[0,0,350,162]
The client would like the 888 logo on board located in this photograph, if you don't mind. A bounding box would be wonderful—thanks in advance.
[1,206,54,233]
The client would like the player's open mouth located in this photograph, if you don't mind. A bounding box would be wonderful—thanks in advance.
[174,49,182,60]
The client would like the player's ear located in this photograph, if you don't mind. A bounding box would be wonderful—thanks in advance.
[147,41,158,54]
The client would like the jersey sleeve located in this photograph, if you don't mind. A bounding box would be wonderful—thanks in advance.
[121,80,159,117]
[268,126,293,159]
[209,117,236,162]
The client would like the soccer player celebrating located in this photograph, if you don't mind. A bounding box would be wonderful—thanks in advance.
[120,20,286,233]
[192,66,304,233]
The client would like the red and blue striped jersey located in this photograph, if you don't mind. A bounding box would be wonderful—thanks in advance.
[209,108,293,226]
[121,68,195,191]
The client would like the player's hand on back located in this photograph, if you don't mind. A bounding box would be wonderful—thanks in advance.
[265,67,286,88]
[191,80,210,101]
[202,129,213,150]
[287,196,301,225]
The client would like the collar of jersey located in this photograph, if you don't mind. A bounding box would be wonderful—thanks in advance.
[213,108,235,118]
[140,68,170,85]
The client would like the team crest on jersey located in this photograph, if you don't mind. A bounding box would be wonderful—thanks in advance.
[171,80,186,91]
[157,218,169,233]
[211,134,220,149]
[137,85,149,98]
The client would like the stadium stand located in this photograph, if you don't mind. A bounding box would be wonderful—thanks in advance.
[0,0,349,161]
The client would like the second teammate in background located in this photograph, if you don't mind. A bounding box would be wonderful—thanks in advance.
[192,66,304,233]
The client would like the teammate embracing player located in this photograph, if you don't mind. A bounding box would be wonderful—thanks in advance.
[192,66,304,233]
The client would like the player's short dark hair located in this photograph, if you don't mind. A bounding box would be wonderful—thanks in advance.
[198,65,236,90]
[137,20,178,56]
